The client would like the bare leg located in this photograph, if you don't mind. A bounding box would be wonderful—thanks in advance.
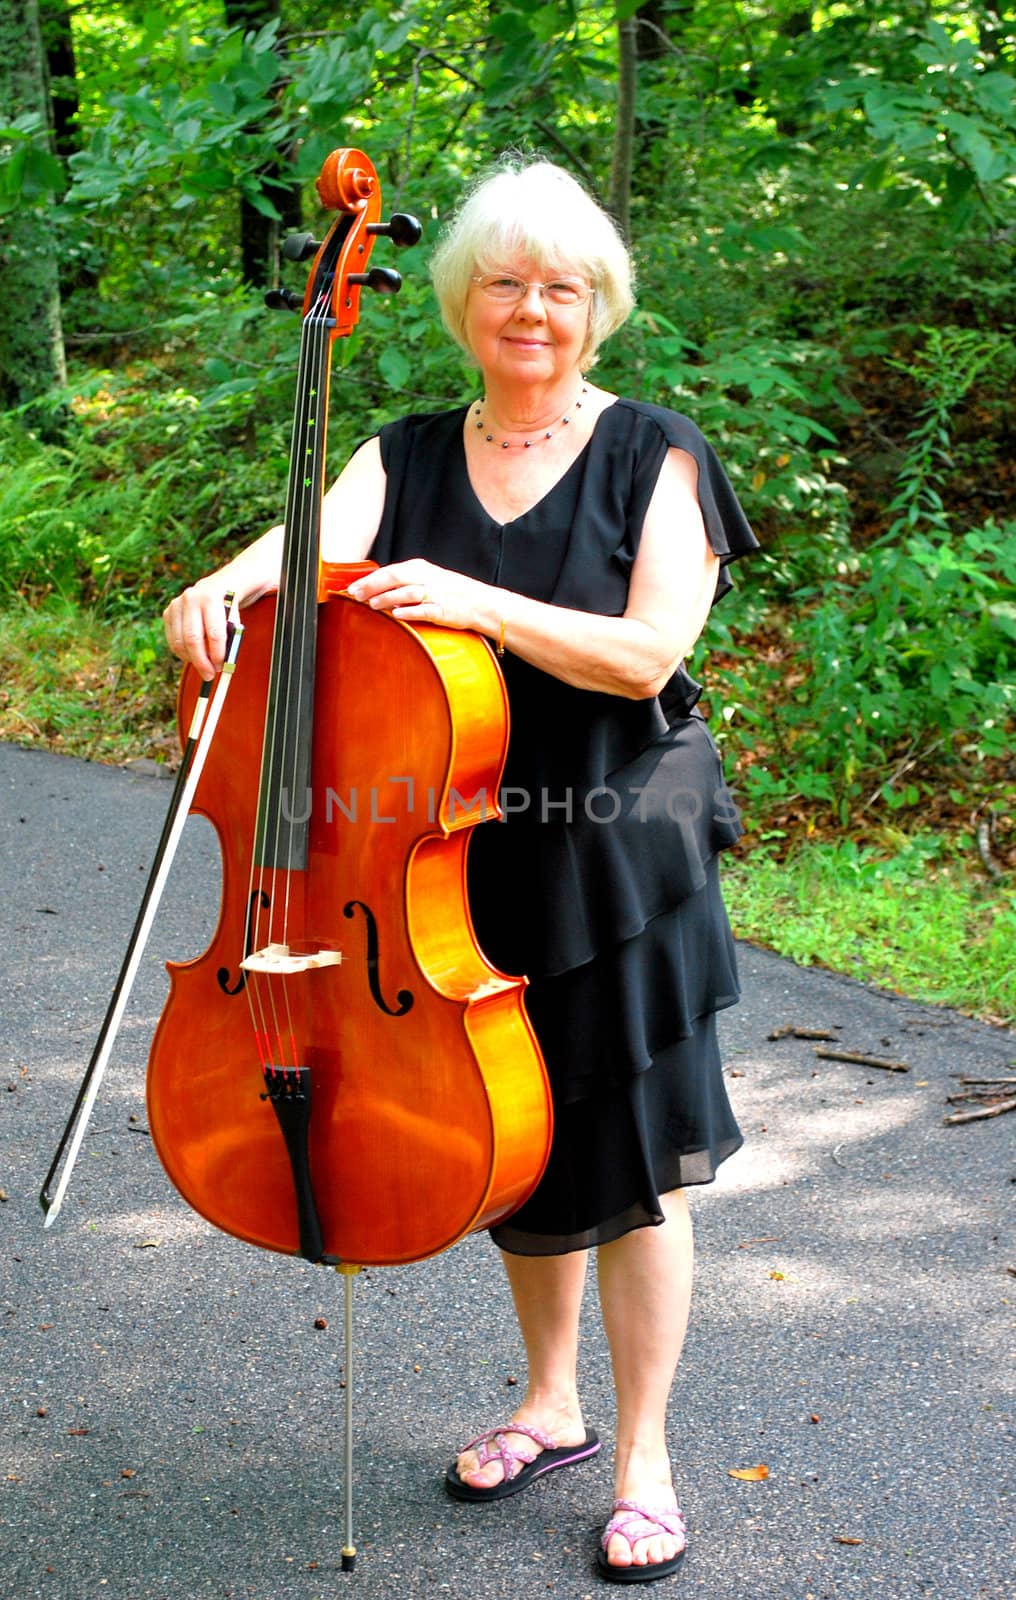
[455,1248,590,1489]
[596,1188,693,1570]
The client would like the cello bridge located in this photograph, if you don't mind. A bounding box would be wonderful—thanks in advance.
[240,942,343,975]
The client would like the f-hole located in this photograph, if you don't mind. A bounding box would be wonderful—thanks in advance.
[217,888,271,995]
[343,900,414,1016]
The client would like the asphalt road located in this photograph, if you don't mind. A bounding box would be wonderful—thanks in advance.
[1,741,1012,1600]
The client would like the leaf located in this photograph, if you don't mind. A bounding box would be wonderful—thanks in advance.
[378,347,412,389]
[371,16,415,54]
[745,225,806,256]
[22,146,67,198]
[175,117,202,147]
[728,1463,769,1481]
[975,71,1016,120]
[207,82,236,116]
[2,145,27,198]
[201,377,257,407]
[243,186,282,221]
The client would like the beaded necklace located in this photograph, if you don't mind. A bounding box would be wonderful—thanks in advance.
[472,386,587,450]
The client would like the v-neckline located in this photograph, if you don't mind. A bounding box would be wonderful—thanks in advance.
[458,401,618,527]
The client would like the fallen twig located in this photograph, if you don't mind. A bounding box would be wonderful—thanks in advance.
[769,1025,841,1041]
[946,1084,1014,1104]
[814,1048,910,1072]
[944,1096,1016,1125]
[957,1076,1016,1087]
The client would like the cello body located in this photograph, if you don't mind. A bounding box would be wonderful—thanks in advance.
[146,579,553,1266]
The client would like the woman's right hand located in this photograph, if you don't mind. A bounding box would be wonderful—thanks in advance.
[162,438,385,680]
[162,524,285,680]
[162,575,237,682]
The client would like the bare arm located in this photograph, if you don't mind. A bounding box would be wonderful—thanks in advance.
[348,447,720,699]
[163,439,386,679]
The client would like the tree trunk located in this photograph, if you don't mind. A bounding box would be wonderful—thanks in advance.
[38,0,98,292]
[775,5,812,136]
[38,0,79,159]
[632,0,692,175]
[609,3,638,241]
[0,0,67,423]
[223,0,302,287]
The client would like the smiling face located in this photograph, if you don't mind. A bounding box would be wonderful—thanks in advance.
[463,256,592,394]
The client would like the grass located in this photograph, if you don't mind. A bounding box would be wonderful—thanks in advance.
[0,600,178,765]
[724,834,1015,1028]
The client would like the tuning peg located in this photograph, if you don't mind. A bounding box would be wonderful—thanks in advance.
[347,267,403,295]
[281,232,323,262]
[367,213,422,248]
[264,288,302,312]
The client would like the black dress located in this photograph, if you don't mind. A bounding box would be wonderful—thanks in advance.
[370,398,759,1255]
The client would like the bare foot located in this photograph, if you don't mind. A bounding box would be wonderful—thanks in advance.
[602,1491,686,1572]
[455,1399,587,1491]
[604,1450,685,1571]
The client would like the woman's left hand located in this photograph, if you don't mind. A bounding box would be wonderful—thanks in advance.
[346,559,497,636]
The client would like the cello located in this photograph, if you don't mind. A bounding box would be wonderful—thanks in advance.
[42,147,552,1567]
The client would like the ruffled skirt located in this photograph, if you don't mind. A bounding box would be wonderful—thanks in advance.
[468,714,745,1255]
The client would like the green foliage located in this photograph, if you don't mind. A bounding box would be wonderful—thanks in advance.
[0,114,67,211]
[824,17,1016,230]
[1,0,1014,865]
[0,300,293,610]
[0,595,172,759]
[724,325,1016,823]
[724,831,1015,1025]
[632,313,853,568]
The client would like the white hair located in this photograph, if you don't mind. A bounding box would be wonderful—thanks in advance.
[429,159,635,369]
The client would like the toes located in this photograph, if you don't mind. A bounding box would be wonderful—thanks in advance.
[606,1533,634,1568]
[457,1457,505,1489]
[456,1431,540,1490]
[643,1534,677,1566]
[606,1532,680,1569]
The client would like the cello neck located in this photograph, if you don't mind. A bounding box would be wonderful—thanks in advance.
[254,315,332,870]
[250,150,415,875]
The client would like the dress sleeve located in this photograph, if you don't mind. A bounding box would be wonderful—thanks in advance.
[624,403,759,604]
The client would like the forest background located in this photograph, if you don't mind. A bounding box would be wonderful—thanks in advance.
[1,0,1013,1024]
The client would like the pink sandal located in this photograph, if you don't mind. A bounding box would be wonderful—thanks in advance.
[445,1422,600,1502]
[597,1498,687,1583]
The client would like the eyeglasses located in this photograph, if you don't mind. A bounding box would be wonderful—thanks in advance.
[471,273,594,307]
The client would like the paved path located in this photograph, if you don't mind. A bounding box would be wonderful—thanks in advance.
[1,742,1012,1600]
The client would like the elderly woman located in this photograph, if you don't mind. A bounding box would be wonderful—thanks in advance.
[164,159,756,1582]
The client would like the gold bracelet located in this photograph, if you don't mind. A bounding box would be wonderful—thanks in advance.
[496,617,506,658]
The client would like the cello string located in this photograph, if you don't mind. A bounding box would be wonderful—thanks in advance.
[263,290,330,1066]
[246,340,304,1070]
[245,287,323,1069]
[275,303,329,1063]
[245,228,344,1074]
[278,306,325,942]
[272,303,325,1066]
